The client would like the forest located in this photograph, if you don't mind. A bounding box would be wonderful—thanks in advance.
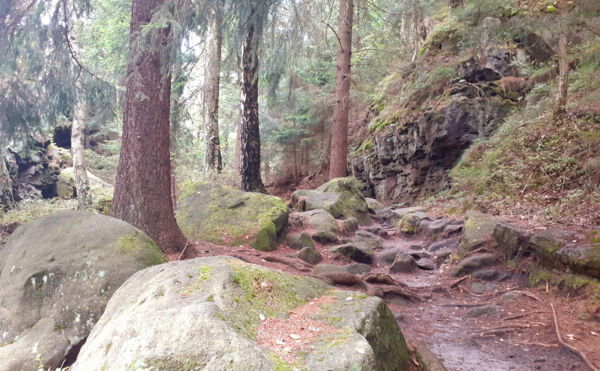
[0,0,599,370]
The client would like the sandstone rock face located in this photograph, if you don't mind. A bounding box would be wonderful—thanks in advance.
[351,86,512,202]
[292,177,371,225]
[0,211,165,370]
[72,256,410,371]
[2,136,62,207]
[177,182,288,251]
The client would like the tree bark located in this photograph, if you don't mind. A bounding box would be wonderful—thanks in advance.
[553,0,569,119]
[71,99,93,210]
[111,0,187,254]
[170,42,185,209]
[204,2,223,174]
[302,141,310,177]
[239,7,266,193]
[329,0,353,180]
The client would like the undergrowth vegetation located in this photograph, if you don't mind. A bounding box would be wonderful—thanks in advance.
[437,38,600,227]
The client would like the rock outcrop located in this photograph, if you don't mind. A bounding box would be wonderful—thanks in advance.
[177,182,288,251]
[1,136,62,206]
[0,211,165,370]
[352,89,513,201]
[292,177,372,225]
[72,256,411,371]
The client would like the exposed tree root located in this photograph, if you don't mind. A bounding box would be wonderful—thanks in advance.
[313,272,421,302]
[314,272,367,289]
[368,284,421,302]
[260,254,313,271]
[363,272,407,287]
[551,303,600,371]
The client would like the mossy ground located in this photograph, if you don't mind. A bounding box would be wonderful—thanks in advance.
[226,260,326,339]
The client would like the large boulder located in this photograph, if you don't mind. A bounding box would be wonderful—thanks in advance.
[177,182,288,251]
[292,209,340,244]
[457,212,500,256]
[530,230,600,279]
[0,211,165,370]
[292,177,371,225]
[493,223,532,259]
[72,256,410,370]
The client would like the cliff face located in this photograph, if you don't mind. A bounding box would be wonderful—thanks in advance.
[351,43,527,202]
[352,84,512,202]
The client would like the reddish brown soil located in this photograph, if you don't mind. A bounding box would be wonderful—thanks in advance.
[168,217,600,371]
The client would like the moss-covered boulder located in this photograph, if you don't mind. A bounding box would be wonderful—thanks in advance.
[365,197,385,213]
[286,232,314,250]
[72,256,410,371]
[176,182,288,251]
[493,223,532,259]
[292,177,372,225]
[397,211,429,234]
[0,211,165,370]
[457,212,500,256]
[292,209,340,244]
[530,230,600,279]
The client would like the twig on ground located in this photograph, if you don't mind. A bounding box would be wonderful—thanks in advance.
[502,311,546,321]
[441,303,487,308]
[550,303,600,371]
[514,290,542,302]
[177,242,191,260]
[449,276,469,288]
[511,341,559,348]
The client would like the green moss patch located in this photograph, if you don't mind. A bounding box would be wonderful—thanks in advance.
[226,261,327,339]
[116,232,165,268]
[176,182,288,251]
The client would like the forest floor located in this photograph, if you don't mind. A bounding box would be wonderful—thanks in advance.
[174,215,600,371]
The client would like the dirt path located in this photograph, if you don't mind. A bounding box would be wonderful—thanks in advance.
[180,219,600,371]
[384,236,592,371]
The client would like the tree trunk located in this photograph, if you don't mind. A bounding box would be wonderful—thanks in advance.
[71,99,93,210]
[170,42,185,209]
[329,0,353,179]
[204,2,223,174]
[239,8,266,193]
[234,114,242,173]
[302,141,310,177]
[553,1,569,119]
[111,0,187,254]
[292,141,298,179]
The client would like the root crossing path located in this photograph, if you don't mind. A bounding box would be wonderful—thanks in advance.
[182,216,599,371]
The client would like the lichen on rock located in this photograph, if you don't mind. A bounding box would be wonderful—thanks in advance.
[176,182,289,251]
[0,211,164,370]
[72,256,411,371]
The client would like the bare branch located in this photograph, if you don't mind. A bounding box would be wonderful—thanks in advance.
[321,20,342,50]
